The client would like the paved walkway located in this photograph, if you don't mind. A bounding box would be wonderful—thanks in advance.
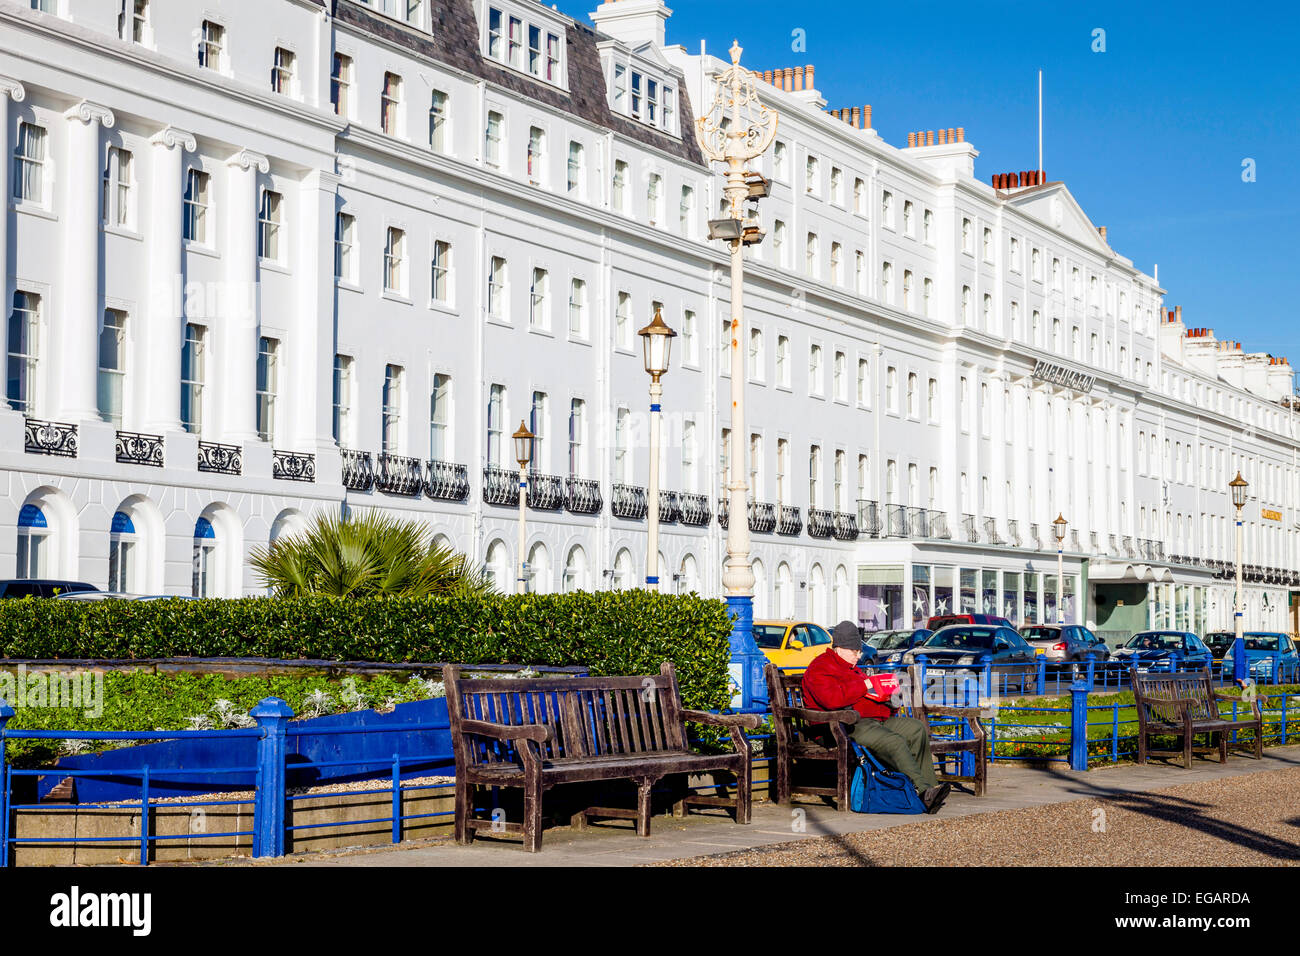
[252,745,1300,867]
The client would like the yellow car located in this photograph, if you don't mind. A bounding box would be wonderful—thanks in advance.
[753,620,835,670]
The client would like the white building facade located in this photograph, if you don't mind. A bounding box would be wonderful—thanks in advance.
[1,0,1297,639]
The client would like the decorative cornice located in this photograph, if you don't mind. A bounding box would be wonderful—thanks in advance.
[151,126,196,152]
[227,148,270,174]
[64,100,115,128]
[0,76,24,102]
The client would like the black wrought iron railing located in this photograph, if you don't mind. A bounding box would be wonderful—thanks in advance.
[963,514,979,543]
[526,472,565,511]
[425,460,470,502]
[342,449,374,492]
[272,450,316,482]
[1070,529,1081,552]
[1030,522,1042,550]
[1007,519,1022,548]
[115,430,163,467]
[858,499,882,537]
[679,493,711,526]
[833,511,860,541]
[612,483,648,520]
[657,490,681,524]
[908,506,930,539]
[376,453,424,496]
[808,508,835,539]
[197,440,242,475]
[930,511,951,540]
[776,504,802,536]
[24,418,78,458]
[885,504,907,538]
[717,496,730,530]
[748,500,776,534]
[564,477,602,515]
[1122,534,1135,558]
[483,465,520,507]
[984,517,1003,545]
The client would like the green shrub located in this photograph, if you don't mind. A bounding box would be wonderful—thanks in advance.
[0,591,733,711]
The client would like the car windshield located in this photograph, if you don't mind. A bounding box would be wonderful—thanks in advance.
[925,628,997,650]
[876,631,915,651]
[1204,633,1233,650]
[1021,627,1061,642]
[753,625,787,649]
[1126,632,1183,651]
[1243,634,1280,652]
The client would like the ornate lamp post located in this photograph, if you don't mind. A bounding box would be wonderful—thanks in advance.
[1230,471,1249,680]
[513,421,534,594]
[697,41,778,710]
[1052,513,1068,624]
[639,307,676,589]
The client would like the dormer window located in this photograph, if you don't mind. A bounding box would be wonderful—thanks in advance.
[605,52,678,135]
[484,4,567,88]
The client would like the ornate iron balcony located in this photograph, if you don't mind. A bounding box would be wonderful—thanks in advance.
[425,460,470,502]
[612,483,648,520]
[908,506,930,538]
[342,449,374,492]
[748,500,776,534]
[197,440,242,475]
[272,450,316,482]
[526,472,565,511]
[1108,533,1118,555]
[483,464,520,507]
[115,430,163,467]
[375,453,423,496]
[930,511,951,540]
[1123,534,1135,558]
[1069,529,1081,552]
[833,511,860,541]
[885,504,908,538]
[24,418,78,458]
[657,490,681,524]
[679,492,711,526]
[564,477,602,515]
[1007,519,1022,548]
[717,496,730,530]
[808,508,835,539]
[963,514,979,543]
[858,499,882,538]
[1090,531,1100,553]
[1029,522,1041,550]
[984,517,1003,546]
[776,504,802,536]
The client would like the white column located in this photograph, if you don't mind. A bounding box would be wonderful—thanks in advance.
[221,149,268,443]
[142,127,195,434]
[57,101,115,423]
[294,169,339,452]
[0,79,23,412]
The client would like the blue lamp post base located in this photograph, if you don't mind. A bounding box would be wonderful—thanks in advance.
[726,595,768,711]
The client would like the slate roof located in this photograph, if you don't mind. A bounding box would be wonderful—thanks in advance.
[330,0,705,167]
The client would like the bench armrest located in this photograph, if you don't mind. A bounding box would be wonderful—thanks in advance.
[1211,690,1263,719]
[787,706,860,725]
[458,719,550,743]
[681,709,763,730]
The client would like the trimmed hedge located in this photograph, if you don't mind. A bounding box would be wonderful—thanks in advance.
[0,591,733,711]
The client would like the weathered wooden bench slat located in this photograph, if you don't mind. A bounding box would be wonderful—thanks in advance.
[1131,668,1264,767]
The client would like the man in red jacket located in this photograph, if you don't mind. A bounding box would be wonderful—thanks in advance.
[801,621,950,813]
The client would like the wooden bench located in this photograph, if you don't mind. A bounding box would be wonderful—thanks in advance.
[1131,669,1263,768]
[445,663,761,852]
[765,663,987,810]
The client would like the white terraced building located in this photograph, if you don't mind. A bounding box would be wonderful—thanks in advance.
[1,0,1297,640]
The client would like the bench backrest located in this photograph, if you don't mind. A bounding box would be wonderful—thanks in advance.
[1130,669,1217,722]
[765,665,836,753]
[445,663,689,771]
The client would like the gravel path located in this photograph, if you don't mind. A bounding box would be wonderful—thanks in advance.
[654,767,1300,867]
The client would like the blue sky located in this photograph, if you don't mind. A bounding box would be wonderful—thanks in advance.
[569,0,1300,364]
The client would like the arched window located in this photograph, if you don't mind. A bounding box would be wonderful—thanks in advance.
[833,565,850,621]
[808,564,825,622]
[751,558,767,617]
[192,517,216,597]
[678,554,699,594]
[775,562,793,618]
[562,545,587,593]
[108,511,136,592]
[527,541,550,594]
[16,503,49,579]
[613,548,633,590]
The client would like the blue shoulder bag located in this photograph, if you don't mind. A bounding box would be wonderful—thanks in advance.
[849,741,927,814]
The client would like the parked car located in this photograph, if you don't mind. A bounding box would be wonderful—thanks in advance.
[1019,624,1111,667]
[1111,631,1212,672]
[753,620,834,670]
[864,628,933,666]
[1222,632,1300,683]
[0,579,97,599]
[900,625,1037,668]
[1204,631,1235,661]
[925,613,1013,631]
[55,590,134,601]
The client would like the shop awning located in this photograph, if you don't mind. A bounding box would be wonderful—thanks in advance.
[1087,561,1175,584]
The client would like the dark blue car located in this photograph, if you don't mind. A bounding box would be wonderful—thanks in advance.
[860,628,933,667]
[1223,632,1299,683]
[1111,631,1212,673]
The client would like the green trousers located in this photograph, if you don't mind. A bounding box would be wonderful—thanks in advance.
[850,714,938,792]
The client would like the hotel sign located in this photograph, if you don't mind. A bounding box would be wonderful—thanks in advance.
[1262,508,1282,522]
[1032,360,1095,393]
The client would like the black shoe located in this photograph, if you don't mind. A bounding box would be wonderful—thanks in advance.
[921,783,951,814]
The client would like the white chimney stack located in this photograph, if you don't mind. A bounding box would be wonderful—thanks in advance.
[590,0,673,49]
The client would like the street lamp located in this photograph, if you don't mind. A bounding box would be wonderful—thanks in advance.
[513,420,534,594]
[1230,471,1249,680]
[1052,513,1068,624]
[639,307,676,590]
[696,40,778,710]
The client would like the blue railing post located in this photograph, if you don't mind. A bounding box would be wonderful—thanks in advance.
[1232,637,1247,682]
[251,697,293,859]
[1085,657,1096,690]
[391,753,402,845]
[1069,680,1089,771]
[1283,693,1289,744]
[1169,650,1181,674]
[916,655,929,705]
[1036,656,1046,696]
[980,655,993,701]
[0,700,13,868]
[1110,702,1119,763]
[139,765,150,866]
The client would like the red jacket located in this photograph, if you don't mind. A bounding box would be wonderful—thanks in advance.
[800,648,892,722]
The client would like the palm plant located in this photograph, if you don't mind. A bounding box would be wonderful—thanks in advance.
[250,511,494,599]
